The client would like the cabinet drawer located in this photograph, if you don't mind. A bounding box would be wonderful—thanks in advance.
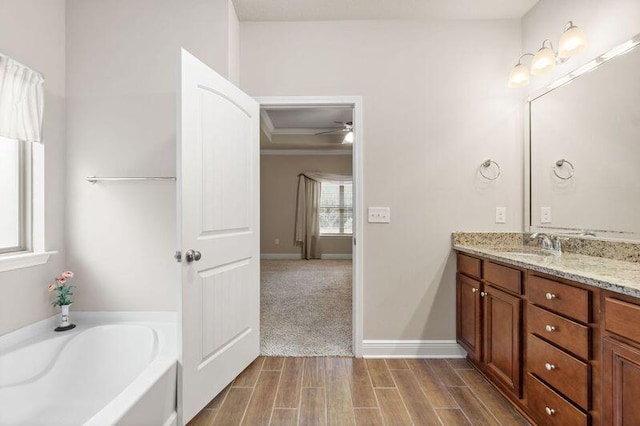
[457,253,481,279]
[527,373,588,426]
[484,261,522,294]
[527,334,590,409]
[528,275,590,323]
[528,304,590,359]
[605,297,640,344]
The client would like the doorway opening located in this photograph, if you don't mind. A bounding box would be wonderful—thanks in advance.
[256,96,363,357]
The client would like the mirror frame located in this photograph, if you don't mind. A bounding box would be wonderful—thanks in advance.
[524,32,640,239]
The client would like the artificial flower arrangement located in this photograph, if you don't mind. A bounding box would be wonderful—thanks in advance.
[48,270,75,307]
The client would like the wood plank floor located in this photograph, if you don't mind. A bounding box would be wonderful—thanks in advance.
[188,357,529,426]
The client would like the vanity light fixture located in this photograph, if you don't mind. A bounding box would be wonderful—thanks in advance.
[558,21,588,59]
[508,54,533,88]
[531,40,557,74]
[508,21,587,88]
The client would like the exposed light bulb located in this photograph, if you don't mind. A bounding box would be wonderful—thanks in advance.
[343,131,354,144]
[559,22,587,59]
[531,46,556,75]
[507,63,530,88]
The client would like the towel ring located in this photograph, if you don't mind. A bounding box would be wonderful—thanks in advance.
[553,159,575,180]
[480,159,501,181]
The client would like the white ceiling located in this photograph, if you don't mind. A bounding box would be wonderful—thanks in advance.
[233,0,539,22]
[260,107,354,151]
[264,108,352,129]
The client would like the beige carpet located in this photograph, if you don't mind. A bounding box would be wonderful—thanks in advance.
[261,260,352,356]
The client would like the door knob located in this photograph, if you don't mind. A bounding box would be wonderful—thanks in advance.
[185,249,202,263]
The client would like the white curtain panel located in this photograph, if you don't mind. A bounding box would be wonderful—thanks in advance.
[302,172,352,185]
[0,54,44,143]
[294,172,353,260]
[294,175,322,259]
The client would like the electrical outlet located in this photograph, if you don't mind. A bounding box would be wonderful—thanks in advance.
[495,207,506,224]
[368,207,391,223]
[274,238,280,245]
[541,207,552,224]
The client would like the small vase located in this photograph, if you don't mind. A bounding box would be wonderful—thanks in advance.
[55,304,76,332]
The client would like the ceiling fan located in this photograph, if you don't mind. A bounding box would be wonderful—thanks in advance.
[314,121,354,144]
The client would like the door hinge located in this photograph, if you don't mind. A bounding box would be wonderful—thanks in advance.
[174,251,182,263]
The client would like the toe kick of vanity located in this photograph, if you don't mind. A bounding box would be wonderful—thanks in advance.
[455,250,640,426]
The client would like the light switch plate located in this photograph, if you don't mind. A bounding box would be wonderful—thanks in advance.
[541,207,552,224]
[495,207,506,224]
[368,207,391,223]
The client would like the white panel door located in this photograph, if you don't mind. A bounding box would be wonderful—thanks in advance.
[177,49,260,424]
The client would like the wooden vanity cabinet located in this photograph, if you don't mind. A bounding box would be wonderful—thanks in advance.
[483,284,522,397]
[602,293,640,425]
[456,254,524,398]
[456,272,482,361]
[455,251,607,425]
[524,273,599,426]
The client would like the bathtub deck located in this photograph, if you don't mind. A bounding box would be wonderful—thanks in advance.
[187,356,528,425]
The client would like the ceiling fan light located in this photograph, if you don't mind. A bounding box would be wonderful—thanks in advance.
[343,131,354,144]
[559,22,587,59]
[508,63,530,88]
[531,46,556,74]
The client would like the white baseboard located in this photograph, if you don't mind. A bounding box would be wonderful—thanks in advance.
[261,253,301,260]
[321,253,352,260]
[362,340,467,358]
[260,253,353,260]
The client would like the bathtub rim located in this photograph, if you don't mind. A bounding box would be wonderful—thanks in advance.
[0,311,177,426]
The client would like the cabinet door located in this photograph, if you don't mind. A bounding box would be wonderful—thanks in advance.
[483,285,522,397]
[456,273,482,361]
[603,337,640,425]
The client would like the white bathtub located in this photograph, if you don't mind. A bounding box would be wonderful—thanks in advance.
[0,313,177,426]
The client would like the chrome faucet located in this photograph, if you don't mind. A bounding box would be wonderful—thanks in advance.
[529,232,554,251]
[529,233,569,254]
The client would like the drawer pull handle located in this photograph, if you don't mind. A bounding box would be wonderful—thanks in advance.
[545,292,557,300]
[472,288,478,293]
[545,363,556,371]
[545,407,556,416]
[545,325,556,332]
[480,291,487,297]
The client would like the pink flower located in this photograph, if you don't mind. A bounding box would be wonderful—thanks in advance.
[58,276,67,284]
[62,271,74,278]
[48,284,56,291]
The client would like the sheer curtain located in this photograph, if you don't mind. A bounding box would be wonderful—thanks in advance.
[294,172,352,260]
[0,54,44,143]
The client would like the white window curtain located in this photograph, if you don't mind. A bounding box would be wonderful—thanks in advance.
[294,172,353,259]
[0,54,44,143]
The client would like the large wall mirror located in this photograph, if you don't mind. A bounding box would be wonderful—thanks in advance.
[526,33,640,240]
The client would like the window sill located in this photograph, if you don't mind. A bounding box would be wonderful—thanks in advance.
[0,251,57,273]
[320,234,353,238]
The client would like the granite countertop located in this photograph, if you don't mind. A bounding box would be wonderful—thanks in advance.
[452,233,640,298]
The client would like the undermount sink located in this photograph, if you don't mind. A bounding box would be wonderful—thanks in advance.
[500,252,553,259]
[496,248,556,259]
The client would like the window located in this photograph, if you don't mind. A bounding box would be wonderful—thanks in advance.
[0,136,28,254]
[319,182,353,235]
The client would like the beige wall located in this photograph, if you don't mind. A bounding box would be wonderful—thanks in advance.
[0,0,67,336]
[65,0,235,312]
[522,0,640,93]
[241,20,524,340]
[261,154,353,256]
